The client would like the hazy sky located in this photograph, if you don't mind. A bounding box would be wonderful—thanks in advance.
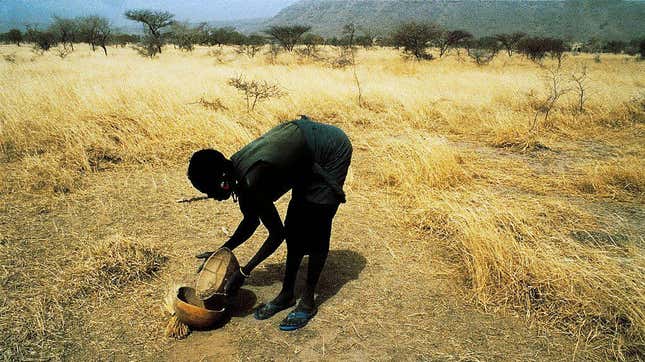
[0,0,300,30]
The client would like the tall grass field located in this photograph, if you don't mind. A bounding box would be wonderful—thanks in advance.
[1,44,643,360]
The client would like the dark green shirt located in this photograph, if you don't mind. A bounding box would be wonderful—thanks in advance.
[230,116,352,205]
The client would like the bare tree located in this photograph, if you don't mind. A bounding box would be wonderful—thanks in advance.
[54,45,73,59]
[342,23,363,106]
[570,63,591,113]
[264,25,311,52]
[528,63,571,139]
[95,17,111,56]
[170,22,198,52]
[125,9,174,54]
[227,75,285,111]
[51,16,78,50]
[78,17,98,51]
[78,16,111,55]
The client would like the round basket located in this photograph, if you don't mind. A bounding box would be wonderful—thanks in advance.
[174,286,227,330]
[195,248,240,300]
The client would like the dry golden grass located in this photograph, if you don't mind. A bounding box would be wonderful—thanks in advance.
[576,157,644,197]
[1,44,643,360]
[0,232,167,359]
[375,132,472,191]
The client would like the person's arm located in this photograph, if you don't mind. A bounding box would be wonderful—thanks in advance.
[223,163,286,294]
[195,197,260,272]
[221,199,260,251]
[240,196,285,274]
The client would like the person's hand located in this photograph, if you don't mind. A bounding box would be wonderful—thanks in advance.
[224,268,246,296]
[195,251,215,273]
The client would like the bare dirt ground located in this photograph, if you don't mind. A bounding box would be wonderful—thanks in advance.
[2,138,612,361]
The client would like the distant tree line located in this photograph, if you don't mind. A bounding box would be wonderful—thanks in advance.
[1,10,643,61]
[387,22,644,63]
[0,16,138,56]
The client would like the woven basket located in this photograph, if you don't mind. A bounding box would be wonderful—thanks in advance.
[195,248,240,300]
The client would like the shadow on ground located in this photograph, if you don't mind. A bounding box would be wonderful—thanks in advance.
[245,249,366,307]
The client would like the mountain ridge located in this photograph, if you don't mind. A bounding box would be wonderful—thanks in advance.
[2,0,643,41]
[259,0,645,41]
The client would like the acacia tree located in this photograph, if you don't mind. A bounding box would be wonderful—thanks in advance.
[264,25,311,52]
[170,22,199,51]
[7,29,23,46]
[207,27,244,47]
[125,9,174,54]
[467,37,500,66]
[519,37,567,65]
[51,16,78,50]
[603,40,626,54]
[544,37,567,65]
[30,30,58,54]
[436,29,472,58]
[299,33,324,58]
[494,32,526,57]
[392,22,442,60]
[235,34,266,58]
[518,37,548,63]
[111,33,138,47]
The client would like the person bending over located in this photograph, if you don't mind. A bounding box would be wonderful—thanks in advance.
[187,115,352,331]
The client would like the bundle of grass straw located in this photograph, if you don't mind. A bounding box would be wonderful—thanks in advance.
[164,285,191,339]
[165,316,190,339]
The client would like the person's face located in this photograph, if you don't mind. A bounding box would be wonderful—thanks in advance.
[206,179,232,201]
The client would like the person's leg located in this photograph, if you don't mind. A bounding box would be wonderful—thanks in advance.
[271,248,303,306]
[279,202,338,330]
[296,248,329,312]
[295,203,338,313]
[254,199,305,320]
[271,198,306,306]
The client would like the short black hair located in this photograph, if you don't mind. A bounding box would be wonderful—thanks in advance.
[187,149,230,195]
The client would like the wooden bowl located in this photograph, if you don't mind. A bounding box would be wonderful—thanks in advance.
[174,286,227,330]
[195,248,240,300]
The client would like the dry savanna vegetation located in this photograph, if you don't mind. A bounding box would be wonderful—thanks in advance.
[1,44,643,361]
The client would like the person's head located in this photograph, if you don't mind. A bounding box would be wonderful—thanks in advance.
[187,149,234,200]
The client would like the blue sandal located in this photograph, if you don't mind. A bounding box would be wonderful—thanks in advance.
[279,309,318,331]
[254,301,295,320]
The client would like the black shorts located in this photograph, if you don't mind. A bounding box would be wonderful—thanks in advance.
[284,198,339,255]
